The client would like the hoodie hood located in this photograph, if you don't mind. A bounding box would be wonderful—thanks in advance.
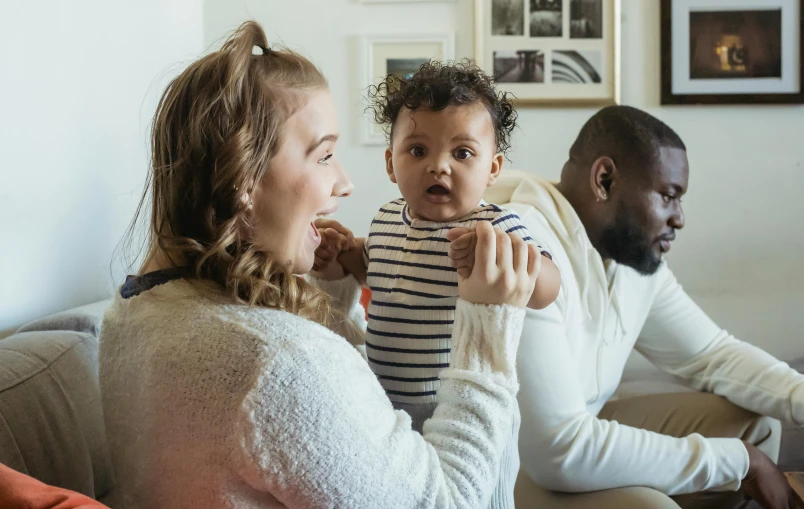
[485,170,628,342]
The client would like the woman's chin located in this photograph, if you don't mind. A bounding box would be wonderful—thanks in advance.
[292,253,315,276]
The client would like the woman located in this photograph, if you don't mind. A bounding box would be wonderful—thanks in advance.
[100,20,540,508]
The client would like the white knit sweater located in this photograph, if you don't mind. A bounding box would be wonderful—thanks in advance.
[99,275,525,508]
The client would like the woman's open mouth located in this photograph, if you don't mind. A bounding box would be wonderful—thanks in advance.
[309,221,321,245]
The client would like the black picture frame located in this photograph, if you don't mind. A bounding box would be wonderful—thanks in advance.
[661,0,804,105]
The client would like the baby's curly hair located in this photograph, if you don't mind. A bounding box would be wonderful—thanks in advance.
[368,59,517,155]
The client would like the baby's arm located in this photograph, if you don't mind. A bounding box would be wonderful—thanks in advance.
[448,230,559,310]
[338,239,368,287]
[492,210,560,309]
[312,218,368,286]
[527,254,560,309]
[447,210,560,310]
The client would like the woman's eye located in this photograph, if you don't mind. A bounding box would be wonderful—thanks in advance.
[409,146,425,157]
[455,149,472,160]
[319,153,333,164]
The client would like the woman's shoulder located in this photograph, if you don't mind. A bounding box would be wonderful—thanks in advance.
[102,278,355,359]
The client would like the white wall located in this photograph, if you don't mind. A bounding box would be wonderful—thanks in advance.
[0,0,204,337]
[204,0,804,361]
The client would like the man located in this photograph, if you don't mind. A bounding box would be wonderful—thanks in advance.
[450,106,803,508]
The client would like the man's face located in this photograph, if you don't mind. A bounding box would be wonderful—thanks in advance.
[600,147,689,275]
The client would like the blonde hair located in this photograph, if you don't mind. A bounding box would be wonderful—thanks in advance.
[131,20,334,325]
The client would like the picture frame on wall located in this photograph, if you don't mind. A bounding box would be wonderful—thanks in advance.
[661,0,804,105]
[361,34,455,145]
[473,0,621,106]
[361,0,455,3]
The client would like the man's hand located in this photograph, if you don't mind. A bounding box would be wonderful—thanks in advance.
[740,441,799,509]
[311,219,357,281]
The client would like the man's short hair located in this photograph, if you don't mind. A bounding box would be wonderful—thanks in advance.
[569,105,686,172]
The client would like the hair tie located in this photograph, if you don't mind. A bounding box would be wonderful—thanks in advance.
[252,44,271,56]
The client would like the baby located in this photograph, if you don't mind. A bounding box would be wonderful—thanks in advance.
[314,58,561,508]
[314,61,560,506]
[318,59,560,411]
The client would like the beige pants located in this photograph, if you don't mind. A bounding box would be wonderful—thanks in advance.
[514,392,782,509]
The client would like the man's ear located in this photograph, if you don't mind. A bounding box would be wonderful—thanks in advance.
[487,152,504,186]
[590,156,616,202]
[385,149,397,184]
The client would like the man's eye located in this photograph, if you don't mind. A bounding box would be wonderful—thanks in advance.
[455,149,472,160]
[663,194,676,203]
[410,146,425,157]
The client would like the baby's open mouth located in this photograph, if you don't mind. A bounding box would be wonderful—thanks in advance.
[427,185,449,195]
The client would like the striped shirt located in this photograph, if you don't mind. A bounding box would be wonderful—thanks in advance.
[364,199,546,409]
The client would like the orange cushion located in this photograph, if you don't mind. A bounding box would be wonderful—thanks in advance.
[0,463,108,509]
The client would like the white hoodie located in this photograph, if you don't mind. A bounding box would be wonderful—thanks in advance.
[485,171,804,495]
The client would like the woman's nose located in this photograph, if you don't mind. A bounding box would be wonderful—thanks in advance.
[334,163,354,197]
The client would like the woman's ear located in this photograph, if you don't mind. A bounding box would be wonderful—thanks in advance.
[487,152,504,186]
[590,156,616,202]
[385,149,397,184]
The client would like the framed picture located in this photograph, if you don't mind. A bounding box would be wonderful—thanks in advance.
[473,0,621,106]
[361,34,455,144]
[661,0,804,104]
[361,0,455,3]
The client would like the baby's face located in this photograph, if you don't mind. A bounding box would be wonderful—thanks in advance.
[386,102,503,222]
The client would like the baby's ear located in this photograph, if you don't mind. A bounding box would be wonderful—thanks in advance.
[385,149,397,184]
[487,152,504,186]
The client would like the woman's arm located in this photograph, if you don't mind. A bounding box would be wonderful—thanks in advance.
[306,274,366,350]
[238,222,537,508]
[236,299,525,509]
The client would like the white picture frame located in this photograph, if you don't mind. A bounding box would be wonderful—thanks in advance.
[474,0,621,106]
[360,34,456,145]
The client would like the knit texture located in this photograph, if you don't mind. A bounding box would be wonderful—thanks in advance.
[99,275,525,508]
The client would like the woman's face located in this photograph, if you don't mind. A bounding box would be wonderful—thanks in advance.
[251,89,353,274]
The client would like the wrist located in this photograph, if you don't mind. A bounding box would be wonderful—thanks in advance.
[742,441,758,479]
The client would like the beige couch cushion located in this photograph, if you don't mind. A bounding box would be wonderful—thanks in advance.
[0,328,113,500]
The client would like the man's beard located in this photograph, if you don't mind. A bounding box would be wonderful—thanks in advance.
[599,206,662,276]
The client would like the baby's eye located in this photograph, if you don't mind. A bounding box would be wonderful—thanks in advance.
[454,148,472,160]
[410,146,425,157]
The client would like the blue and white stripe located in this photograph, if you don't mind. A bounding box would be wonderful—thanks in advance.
[364,199,544,405]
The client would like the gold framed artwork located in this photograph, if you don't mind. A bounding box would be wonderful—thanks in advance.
[361,34,455,144]
[474,0,621,105]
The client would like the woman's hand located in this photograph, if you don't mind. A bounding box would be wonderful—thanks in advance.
[451,220,540,308]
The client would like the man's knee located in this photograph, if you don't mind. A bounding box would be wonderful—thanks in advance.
[515,471,680,509]
[613,487,681,509]
[744,414,782,463]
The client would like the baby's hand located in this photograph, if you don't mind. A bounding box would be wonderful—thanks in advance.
[446,227,478,278]
[312,219,357,280]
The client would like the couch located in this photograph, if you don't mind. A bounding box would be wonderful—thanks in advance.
[0,301,116,506]
[0,301,801,507]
